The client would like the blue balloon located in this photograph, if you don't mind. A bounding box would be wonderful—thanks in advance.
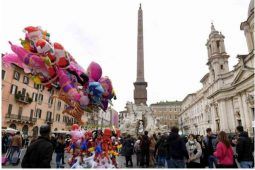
[95,143,102,154]
[81,140,88,150]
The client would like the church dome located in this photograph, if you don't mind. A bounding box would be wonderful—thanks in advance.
[248,0,254,17]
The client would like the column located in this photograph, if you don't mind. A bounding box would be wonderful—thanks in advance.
[210,104,217,132]
[219,100,229,132]
[238,93,246,129]
[242,92,252,133]
[227,99,236,132]
[230,99,237,130]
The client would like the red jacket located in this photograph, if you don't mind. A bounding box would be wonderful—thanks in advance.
[214,142,233,165]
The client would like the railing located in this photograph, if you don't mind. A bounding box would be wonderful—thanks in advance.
[15,91,32,104]
[5,114,37,123]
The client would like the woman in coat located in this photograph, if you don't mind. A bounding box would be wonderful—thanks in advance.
[213,131,234,168]
[186,134,202,168]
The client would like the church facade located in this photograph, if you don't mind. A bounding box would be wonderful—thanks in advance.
[178,0,254,136]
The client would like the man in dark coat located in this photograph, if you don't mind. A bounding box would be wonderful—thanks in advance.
[140,131,150,168]
[123,134,134,167]
[166,126,189,168]
[236,126,254,168]
[21,124,53,168]
[203,128,217,168]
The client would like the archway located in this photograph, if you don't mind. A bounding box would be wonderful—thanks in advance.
[22,125,29,135]
[9,123,16,129]
[32,126,38,137]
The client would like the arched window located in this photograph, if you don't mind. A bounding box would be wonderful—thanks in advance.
[22,125,29,135]
[32,126,39,137]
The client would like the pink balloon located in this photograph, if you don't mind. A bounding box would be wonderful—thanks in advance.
[87,62,102,81]
[99,76,113,98]
[79,95,90,107]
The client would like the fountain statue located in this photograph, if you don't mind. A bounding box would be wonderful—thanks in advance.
[119,102,168,137]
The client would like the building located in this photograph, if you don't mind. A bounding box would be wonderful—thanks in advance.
[2,64,87,137]
[178,0,254,136]
[150,101,181,129]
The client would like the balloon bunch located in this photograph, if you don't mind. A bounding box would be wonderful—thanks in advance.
[2,26,117,124]
[66,124,122,168]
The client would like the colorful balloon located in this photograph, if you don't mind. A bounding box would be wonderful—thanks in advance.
[87,62,102,81]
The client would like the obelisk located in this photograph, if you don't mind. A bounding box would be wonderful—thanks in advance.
[134,4,147,105]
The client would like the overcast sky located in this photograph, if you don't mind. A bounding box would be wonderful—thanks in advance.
[0,0,251,112]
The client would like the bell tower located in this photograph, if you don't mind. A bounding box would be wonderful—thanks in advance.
[206,23,230,83]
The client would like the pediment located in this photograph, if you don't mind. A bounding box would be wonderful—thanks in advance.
[231,68,253,86]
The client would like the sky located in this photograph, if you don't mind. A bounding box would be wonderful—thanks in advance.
[0,0,251,113]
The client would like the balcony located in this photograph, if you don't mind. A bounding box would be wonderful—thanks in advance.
[6,114,37,124]
[15,91,33,104]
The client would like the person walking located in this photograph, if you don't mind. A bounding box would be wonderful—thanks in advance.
[21,124,54,168]
[196,135,206,168]
[134,136,142,167]
[235,126,254,168]
[213,131,234,168]
[55,135,65,168]
[149,134,157,167]
[123,134,134,167]
[203,128,217,168]
[166,126,189,168]
[9,131,22,165]
[186,134,202,168]
[155,133,168,168]
[140,131,150,168]
[2,132,8,153]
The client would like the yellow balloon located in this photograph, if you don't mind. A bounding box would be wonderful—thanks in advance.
[32,76,41,84]
[88,147,95,152]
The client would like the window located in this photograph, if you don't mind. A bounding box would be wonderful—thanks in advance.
[32,93,37,101]
[13,71,20,81]
[38,94,43,103]
[22,88,26,96]
[63,116,67,123]
[57,101,61,110]
[48,97,53,105]
[10,84,18,94]
[34,83,39,89]
[23,76,29,84]
[2,70,6,80]
[220,65,223,70]
[35,109,42,118]
[216,40,220,49]
[46,111,52,121]
[7,104,12,115]
[56,114,60,122]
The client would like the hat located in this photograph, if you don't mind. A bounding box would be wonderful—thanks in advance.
[39,124,51,135]
[24,26,42,39]
[53,42,65,57]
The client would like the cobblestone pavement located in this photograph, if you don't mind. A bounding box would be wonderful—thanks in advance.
[2,150,241,169]
[2,149,138,169]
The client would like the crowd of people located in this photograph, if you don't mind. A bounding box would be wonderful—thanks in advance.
[121,126,254,168]
[2,124,254,168]
[2,125,71,168]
